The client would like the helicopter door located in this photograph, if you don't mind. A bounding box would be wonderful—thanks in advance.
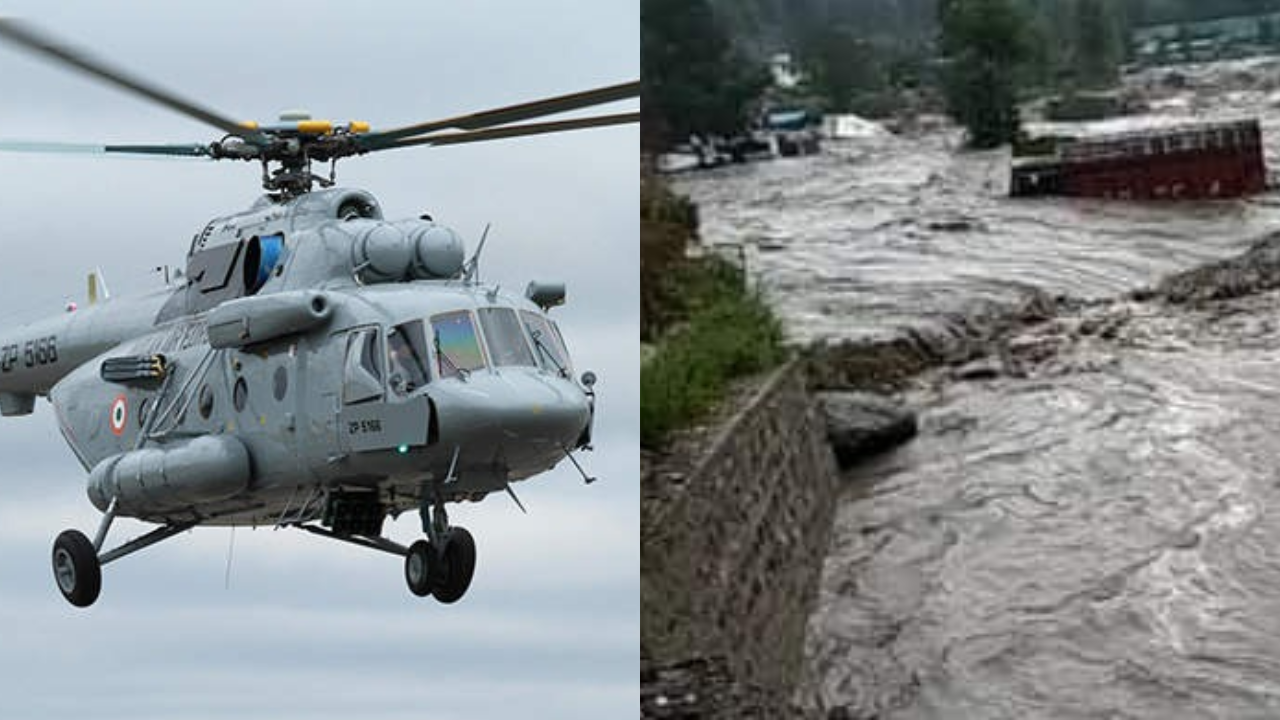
[337,326,430,453]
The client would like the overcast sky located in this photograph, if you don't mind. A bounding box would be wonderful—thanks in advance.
[0,2,637,718]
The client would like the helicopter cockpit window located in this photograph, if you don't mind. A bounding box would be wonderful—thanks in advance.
[388,320,431,394]
[343,327,384,404]
[431,311,487,380]
[477,308,536,368]
[520,310,571,376]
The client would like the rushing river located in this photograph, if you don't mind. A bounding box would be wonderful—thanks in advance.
[675,60,1280,719]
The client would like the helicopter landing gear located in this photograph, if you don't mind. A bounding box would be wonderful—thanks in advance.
[294,505,477,603]
[403,528,476,603]
[52,530,100,608]
[51,497,196,609]
[403,489,476,603]
[431,527,476,604]
[404,540,439,597]
[406,477,477,603]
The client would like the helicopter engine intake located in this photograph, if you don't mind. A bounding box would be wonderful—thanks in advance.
[350,219,465,283]
[87,435,251,515]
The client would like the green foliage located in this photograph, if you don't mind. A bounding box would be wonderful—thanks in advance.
[641,0,771,146]
[1132,0,1280,26]
[1073,0,1122,87]
[641,177,698,342]
[1261,16,1280,45]
[939,0,1034,148]
[1019,0,1122,91]
[800,27,889,113]
[641,259,786,449]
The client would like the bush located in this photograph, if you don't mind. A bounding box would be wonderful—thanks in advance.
[640,259,786,449]
[641,176,704,342]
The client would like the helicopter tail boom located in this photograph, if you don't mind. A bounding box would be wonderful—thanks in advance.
[0,291,168,413]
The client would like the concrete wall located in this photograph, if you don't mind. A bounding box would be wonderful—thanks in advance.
[642,359,842,699]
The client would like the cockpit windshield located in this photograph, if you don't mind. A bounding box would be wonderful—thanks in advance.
[387,320,431,393]
[478,308,536,367]
[431,311,487,379]
[520,310,572,376]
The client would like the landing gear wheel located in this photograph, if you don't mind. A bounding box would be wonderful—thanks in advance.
[432,526,476,605]
[404,540,440,597]
[52,530,101,608]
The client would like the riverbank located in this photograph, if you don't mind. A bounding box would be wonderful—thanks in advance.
[643,221,1280,718]
[654,57,1280,716]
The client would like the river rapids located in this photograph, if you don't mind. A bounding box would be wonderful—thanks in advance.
[674,58,1280,719]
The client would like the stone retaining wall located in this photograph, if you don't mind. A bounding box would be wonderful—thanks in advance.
[642,359,842,702]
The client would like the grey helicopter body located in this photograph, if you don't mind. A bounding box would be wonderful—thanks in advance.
[0,19,635,607]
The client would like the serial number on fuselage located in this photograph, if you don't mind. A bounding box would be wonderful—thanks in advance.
[0,336,57,373]
[348,419,384,435]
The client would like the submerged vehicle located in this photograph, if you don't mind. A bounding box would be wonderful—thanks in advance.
[1011,118,1267,200]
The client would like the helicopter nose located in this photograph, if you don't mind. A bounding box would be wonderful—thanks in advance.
[431,370,589,450]
[492,372,590,444]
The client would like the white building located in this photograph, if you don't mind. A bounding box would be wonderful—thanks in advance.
[770,52,803,89]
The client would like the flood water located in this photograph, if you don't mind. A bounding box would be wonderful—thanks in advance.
[675,60,1280,719]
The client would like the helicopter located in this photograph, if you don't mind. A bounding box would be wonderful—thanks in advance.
[0,19,637,608]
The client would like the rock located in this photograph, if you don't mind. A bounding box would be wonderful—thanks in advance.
[953,358,1001,381]
[1156,231,1280,305]
[820,392,918,469]
[641,656,818,719]
[1162,71,1187,89]
[925,215,982,233]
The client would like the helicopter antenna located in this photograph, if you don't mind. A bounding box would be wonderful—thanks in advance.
[503,481,528,514]
[224,527,236,590]
[87,268,111,305]
[463,223,492,284]
[561,445,598,485]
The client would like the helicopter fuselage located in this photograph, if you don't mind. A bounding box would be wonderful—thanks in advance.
[0,187,593,528]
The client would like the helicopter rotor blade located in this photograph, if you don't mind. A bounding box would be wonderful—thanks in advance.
[0,19,259,143]
[0,139,212,158]
[0,140,106,155]
[361,80,638,150]
[376,112,638,151]
[104,143,212,157]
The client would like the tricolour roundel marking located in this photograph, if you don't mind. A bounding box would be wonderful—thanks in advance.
[109,395,128,436]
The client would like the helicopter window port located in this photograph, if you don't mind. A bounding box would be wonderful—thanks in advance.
[273,366,288,401]
[388,321,430,394]
[343,327,385,405]
[431,311,487,380]
[520,311,572,376]
[198,384,214,420]
[233,378,249,413]
[478,308,536,368]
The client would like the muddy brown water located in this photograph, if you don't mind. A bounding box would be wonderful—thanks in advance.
[674,86,1280,718]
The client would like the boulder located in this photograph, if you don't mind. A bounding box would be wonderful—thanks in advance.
[641,656,816,719]
[1157,231,1280,305]
[953,358,1002,381]
[819,392,918,469]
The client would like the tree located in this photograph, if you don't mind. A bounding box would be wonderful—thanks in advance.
[1259,16,1278,46]
[1074,0,1122,88]
[939,0,1034,149]
[641,0,770,148]
[800,25,889,113]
